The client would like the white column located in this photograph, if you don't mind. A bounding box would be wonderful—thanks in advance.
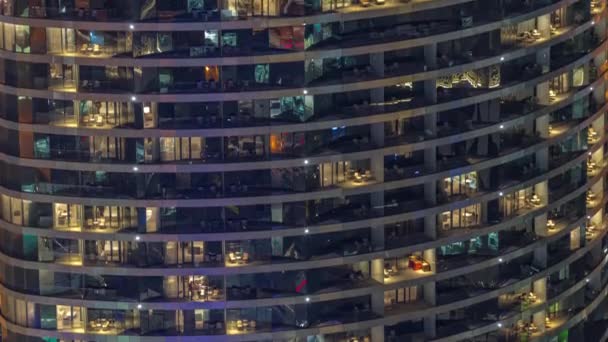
[369,51,386,342]
[537,14,551,40]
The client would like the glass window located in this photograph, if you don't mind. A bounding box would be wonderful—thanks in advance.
[572,66,585,87]
[384,286,419,306]
[4,23,15,51]
[56,305,84,330]
[269,26,304,50]
[0,23,4,49]
[157,33,173,53]
[146,207,159,232]
[53,203,81,229]
[254,64,269,83]
[322,0,351,11]
[11,198,23,225]
[194,309,209,329]
[90,136,122,160]
[15,299,27,326]
[160,137,203,161]
[14,25,29,53]
[500,188,533,217]
[442,172,477,197]
[439,204,481,230]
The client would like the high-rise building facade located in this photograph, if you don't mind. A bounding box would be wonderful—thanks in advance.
[0,0,607,341]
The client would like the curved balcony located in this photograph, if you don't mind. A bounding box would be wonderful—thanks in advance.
[0,200,596,310]
[0,0,479,27]
[0,22,600,142]
[0,23,600,110]
[0,39,599,158]
[0,112,601,254]
[0,0,571,37]
[0,100,601,211]
[0,224,603,341]
[0,122,601,242]
[0,154,601,277]
[0,2,595,69]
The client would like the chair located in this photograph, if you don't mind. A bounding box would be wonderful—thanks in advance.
[228,252,236,263]
[249,320,256,330]
[242,252,249,263]
[237,320,243,330]
[93,44,101,55]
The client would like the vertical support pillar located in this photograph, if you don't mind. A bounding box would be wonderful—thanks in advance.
[370,51,386,342]
[533,278,547,332]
